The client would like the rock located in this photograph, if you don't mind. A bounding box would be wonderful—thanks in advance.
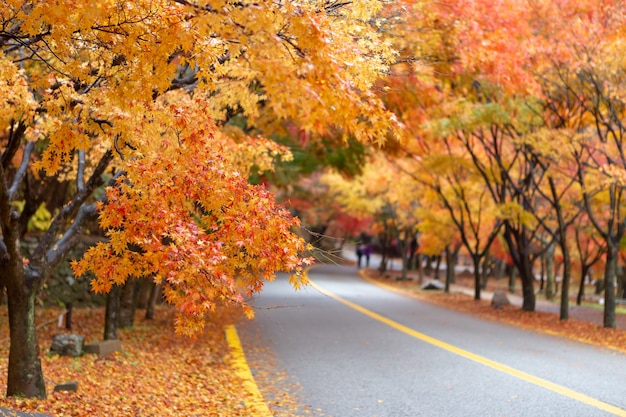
[0,407,53,416]
[421,280,445,290]
[84,339,122,356]
[491,289,511,309]
[50,334,85,357]
[53,381,78,392]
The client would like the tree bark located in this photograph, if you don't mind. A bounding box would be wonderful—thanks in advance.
[416,253,424,285]
[444,246,453,293]
[118,279,140,328]
[577,265,591,306]
[545,242,556,301]
[104,285,121,340]
[398,233,410,280]
[472,254,482,301]
[603,244,617,329]
[480,254,490,290]
[5,268,46,398]
[146,283,161,320]
[509,266,517,294]
[559,250,571,320]
[1,150,47,398]
[494,258,505,281]
[518,257,536,311]
[136,278,152,309]
[503,225,536,311]
[434,255,441,280]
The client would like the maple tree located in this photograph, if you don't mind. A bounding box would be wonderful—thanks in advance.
[451,0,626,327]
[417,141,502,300]
[0,0,404,399]
[383,0,626,329]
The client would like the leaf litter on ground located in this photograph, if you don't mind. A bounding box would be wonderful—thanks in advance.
[0,304,293,417]
[363,269,626,354]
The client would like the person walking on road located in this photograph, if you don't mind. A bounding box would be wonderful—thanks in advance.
[364,244,371,268]
[356,243,364,268]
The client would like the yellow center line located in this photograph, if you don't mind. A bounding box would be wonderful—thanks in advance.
[225,324,273,417]
[309,279,626,416]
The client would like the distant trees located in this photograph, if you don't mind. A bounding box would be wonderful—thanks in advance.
[322,0,626,330]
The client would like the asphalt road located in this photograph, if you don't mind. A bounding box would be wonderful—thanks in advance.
[240,264,626,417]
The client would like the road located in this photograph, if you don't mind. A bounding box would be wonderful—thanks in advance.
[240,264,626,417]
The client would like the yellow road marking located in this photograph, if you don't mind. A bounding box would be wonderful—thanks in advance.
[225,324,273,417]
[309,279,626,416]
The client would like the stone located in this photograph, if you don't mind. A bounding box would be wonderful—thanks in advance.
[491,289,511,309]
[0,407,53,416]
[53,381,78,392]
[50,334,85,357]
[420,279,445,290]
[84,339,122,356]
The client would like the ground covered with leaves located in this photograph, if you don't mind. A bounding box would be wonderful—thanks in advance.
[0,305,257,417]
[363,269,626,354]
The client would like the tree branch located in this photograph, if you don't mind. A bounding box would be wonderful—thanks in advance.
[76,149,85,193]
[1,121,27,170]
[8,141,35,200]
[32,150,113,266]
[45,202,96,268]
[46,167,124,270]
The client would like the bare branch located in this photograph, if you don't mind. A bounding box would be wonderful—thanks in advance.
[77,149,85,193]
[7,141,35,200]
[32,149,114,265]
[45,202,97,268]
[46,167,124,269]
[1,121,27,169]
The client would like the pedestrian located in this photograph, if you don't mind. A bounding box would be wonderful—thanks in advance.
[364,244,371,268]
[356,243,364,268]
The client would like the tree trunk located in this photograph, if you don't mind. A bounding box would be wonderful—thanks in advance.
[559,249,571,320]
[444,246,454,293]
[6,275,46,398]
[617,263,625,300]
[434,255,442,280]
[494,258,505,281]
[472,254,482,301]
[518,257,536,311]
[399,236,410,281]
[2,201,46,398]
[136,278,152,310]
[503,226,536,311]
[146,283,162,320]
[603,244,618,329]
[118,279,141,328]
[539,254,545,292]
[509,266,517,294]
[545,243,556,301]
[416,253,424,285]
[577,265,591,306]
[104,285,121,340]
[408,238,418,271]
[377,231,390,274]
[480,254,490,290]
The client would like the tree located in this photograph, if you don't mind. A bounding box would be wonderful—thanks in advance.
[442,0,626,327]
[572,215,606,305]
[0,0,403,398]
[419,146,502,301]
[521,1,626,327]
